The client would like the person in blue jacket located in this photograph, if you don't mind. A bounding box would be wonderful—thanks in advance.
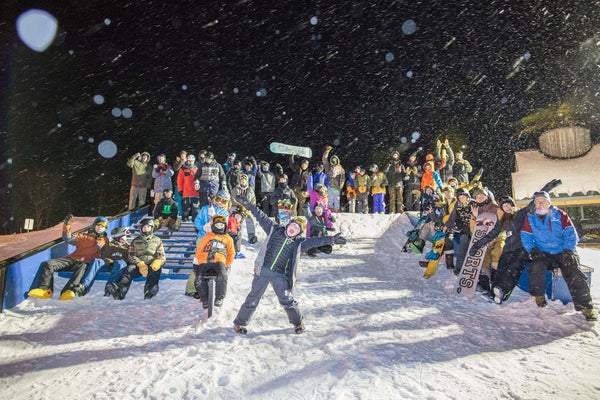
[521,191,596,321]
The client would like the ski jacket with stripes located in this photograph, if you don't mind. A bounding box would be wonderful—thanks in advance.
[242,201,336,290]
[521,205,579,254]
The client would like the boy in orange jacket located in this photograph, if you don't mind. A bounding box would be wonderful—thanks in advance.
[192,215,235,308]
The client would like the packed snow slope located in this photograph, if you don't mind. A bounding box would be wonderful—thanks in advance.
[1,213,599,400]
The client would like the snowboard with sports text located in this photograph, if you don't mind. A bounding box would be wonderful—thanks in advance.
[454,212,497,297]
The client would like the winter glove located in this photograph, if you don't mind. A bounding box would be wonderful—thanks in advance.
[153,164,158,169]
[540,179,562,193]
[477,168,484,177]
[529,247,545,262]
[150,259,162,271]
[559,249,579,266]
[64,214,74,225]
[203,222,212,233]
[333,232,347,245]
[137,262,148,277]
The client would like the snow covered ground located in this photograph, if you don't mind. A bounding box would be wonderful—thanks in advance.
[1,213,599,400]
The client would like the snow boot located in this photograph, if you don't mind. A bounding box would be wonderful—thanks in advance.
[234,324,248,334]
[74,284,88,297]
[234,252,246,259]
[492,286,505,305]
[581,308,598,321]
[214,298,224,307]
[476,275,490,293]
[173,217,182,231]
[418,261,428,268]
[105,283,120,299]
[144,285,159,299]
[28,288,52,299]
[59,290,76,301]
[445,254,454,270]
[294,322,306,334]
[248,236,258,244]
[535,295,547,308]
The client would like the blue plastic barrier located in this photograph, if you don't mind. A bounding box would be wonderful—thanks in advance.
[1,208,149,311]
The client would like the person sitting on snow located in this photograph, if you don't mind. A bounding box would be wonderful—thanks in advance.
[74,227,130,297]
[109,217,166,300]
[28,215,110,301]
[233,197,347,335]
[192,215,235,309]
[521,191,596,321]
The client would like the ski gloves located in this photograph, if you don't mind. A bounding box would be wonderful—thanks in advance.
[64,214,74,225]
[529,247,545,262]
[540,179,562,193]
[333,233,347,245]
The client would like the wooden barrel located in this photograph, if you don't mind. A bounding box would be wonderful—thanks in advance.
[538,127,591,159]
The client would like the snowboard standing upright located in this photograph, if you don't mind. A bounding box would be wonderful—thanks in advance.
[277,199,294,224]
[423,231,446,278]
[454,212,497,297]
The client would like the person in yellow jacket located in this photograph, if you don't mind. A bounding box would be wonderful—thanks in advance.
[108,217,166,300]
[192,215,235,308]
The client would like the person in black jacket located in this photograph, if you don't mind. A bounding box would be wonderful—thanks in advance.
[233,199,347,335]
[153,189,180,230]
[468,179,562,304]
[288,155,310,216]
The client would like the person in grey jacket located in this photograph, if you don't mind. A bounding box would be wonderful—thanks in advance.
[233,199,347,335]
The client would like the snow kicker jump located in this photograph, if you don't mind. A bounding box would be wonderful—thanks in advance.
[454,212,497,297]
[270,142,312,158]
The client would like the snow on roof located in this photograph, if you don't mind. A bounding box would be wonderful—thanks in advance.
[512,144,600,201]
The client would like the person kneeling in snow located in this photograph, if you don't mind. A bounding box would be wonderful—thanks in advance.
[108,217,166,300]
[233,198,347,335]
[192,215,235,309]
[303,201,336,258]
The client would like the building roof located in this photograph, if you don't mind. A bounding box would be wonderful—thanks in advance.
[512,144,600,202]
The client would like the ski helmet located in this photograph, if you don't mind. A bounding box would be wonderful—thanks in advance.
[139,217,155,235]
[286,217,306,237]
[370,164,378,172]
[211,215,227,235]
[157,154,166,162]
[110,227,130,239]
[94,217,109,229]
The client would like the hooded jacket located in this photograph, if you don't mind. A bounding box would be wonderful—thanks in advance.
[322,151,345,190]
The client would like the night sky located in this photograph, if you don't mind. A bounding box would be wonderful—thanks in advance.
[2,0,600,233]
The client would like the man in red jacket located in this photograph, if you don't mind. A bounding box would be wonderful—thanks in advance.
[177,154,201,221]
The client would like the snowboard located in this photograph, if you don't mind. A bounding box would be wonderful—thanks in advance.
[454,212,497,298]
[402,215,428,253]
[277,199,294,224]
[270,142,313,158]
[423,211,453,279]
[423,231,445,279]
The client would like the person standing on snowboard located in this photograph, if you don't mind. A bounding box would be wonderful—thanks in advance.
[233,198,347,335]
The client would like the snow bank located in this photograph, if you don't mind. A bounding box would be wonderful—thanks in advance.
[0,213,598,400]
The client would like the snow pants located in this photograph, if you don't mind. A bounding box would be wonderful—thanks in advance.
[293,188,308,216]
[373,193,385,214]
[388,186,404,213]
[193,261,229,304]
[356,192,369,214]
[129,186,148,210]
[453,233,471,274]
[527,251,593,310]
[261,193,273,217]
[116,264,162,299]
[36,258,88,294]
[491,248,528,298]
[181,196,200,221]
[80,259,127,292]
[234,267,302,327]
[328,188,341,212]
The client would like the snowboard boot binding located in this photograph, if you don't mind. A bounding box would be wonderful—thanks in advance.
[535,295,547,308]
[445,254,454,270]
[294,322,306,334]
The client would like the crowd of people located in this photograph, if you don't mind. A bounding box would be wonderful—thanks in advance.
[25,140,597,333]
